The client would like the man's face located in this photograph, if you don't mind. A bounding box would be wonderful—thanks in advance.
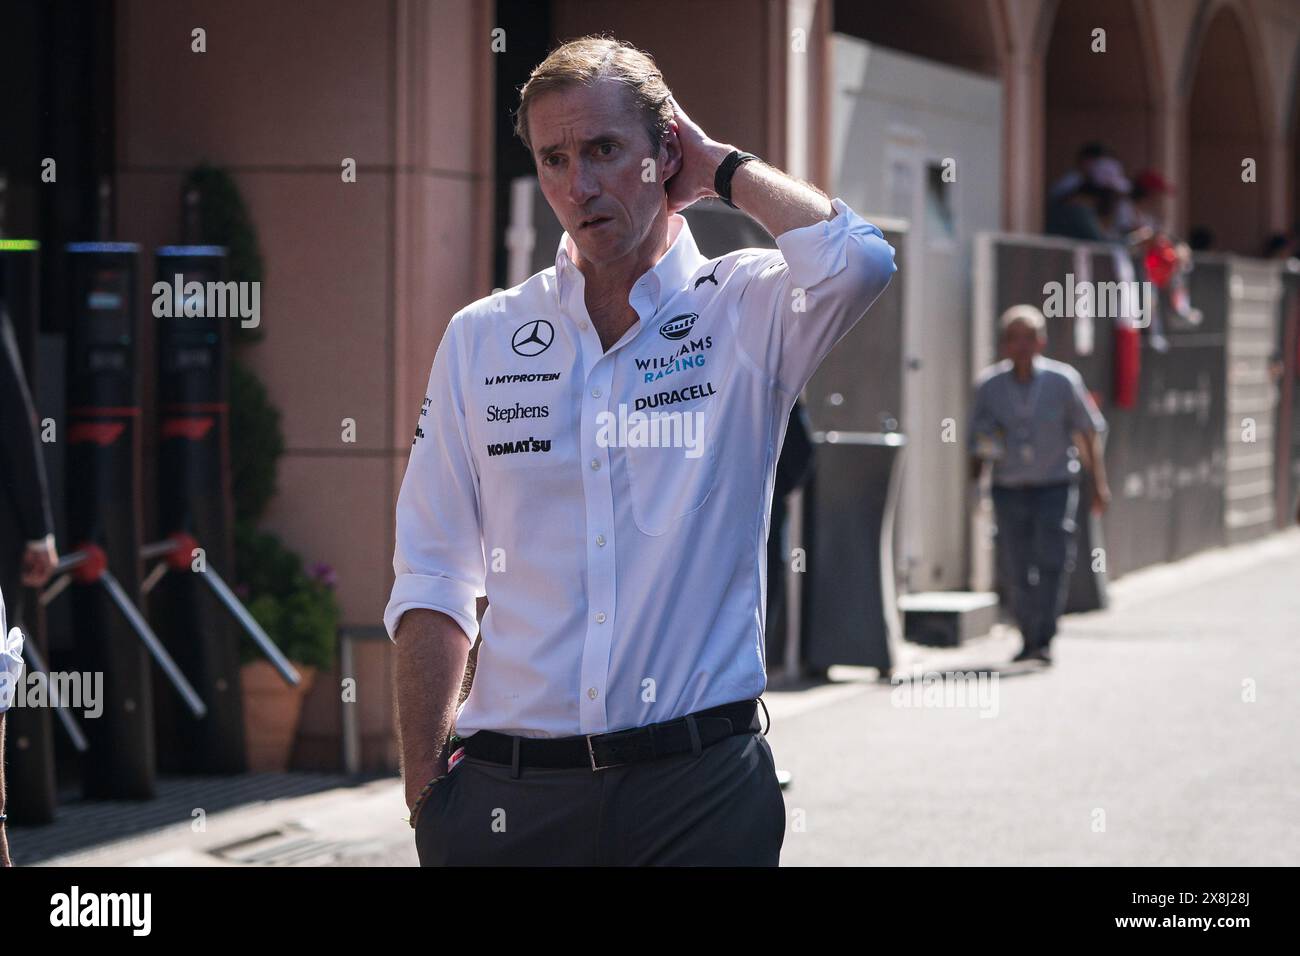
[529,79,680,267]
[1002,321,1044,365]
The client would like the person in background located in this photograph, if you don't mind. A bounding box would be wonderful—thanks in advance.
[1,304,58,600]
[1125,169,1175,237]
[1045,180,1111,242]
[1047,141,1110,204]
[1263,233,1294,260]
[1125,169,1195,332]
[1,303,58,865]
[969,306,1110,665]
[1085,157,1131,240]
[1045,157,1125,243]
[1188,227,1216,252]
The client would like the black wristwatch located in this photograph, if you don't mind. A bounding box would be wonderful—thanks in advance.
[714,150,759,209]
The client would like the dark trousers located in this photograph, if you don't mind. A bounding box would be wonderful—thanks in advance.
[414,714,786,866]
[992,481,1079,651]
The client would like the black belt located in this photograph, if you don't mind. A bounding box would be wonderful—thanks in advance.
[459,699,764,772]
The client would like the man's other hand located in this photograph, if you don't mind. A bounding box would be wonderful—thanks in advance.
[21,538,57,588]
[406,756,449,815]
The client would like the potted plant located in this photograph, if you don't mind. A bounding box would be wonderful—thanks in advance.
[235,523,338,772]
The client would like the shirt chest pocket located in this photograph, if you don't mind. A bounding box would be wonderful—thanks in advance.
[621,388,719,536]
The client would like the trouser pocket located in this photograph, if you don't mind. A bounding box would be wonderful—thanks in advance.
[413,771,457,866]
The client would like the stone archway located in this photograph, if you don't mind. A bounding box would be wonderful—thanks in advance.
[832,0,1002,76]
[1184,3,1270,254]
[1041,0,1161,220]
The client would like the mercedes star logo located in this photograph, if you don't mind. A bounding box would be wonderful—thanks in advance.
[512,319,555,357]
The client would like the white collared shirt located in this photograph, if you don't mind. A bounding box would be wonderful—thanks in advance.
[385,198,896,737]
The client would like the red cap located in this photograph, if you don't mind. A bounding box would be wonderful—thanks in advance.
[1134,169,1174,195]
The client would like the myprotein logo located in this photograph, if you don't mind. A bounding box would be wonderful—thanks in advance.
[486,402,549,424]
[486,436,552,457]
[659,312,698,340]
[483,372,561,386]
[512,319,554,356]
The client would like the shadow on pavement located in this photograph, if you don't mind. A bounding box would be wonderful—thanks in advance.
[9,771,388,866]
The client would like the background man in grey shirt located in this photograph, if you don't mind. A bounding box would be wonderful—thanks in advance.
[969,305,1111,664]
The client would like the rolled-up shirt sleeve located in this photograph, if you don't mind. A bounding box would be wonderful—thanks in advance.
[383,314,486,644]
[1067,369,1107,436]
[734,198,897,395]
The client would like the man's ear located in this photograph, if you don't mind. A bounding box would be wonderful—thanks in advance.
[660,125,683,185]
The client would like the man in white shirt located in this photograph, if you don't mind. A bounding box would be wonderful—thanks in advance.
[387,36,896,866]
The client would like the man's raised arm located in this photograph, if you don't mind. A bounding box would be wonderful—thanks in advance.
[664,95,833,234]
[663,99,896,397]
[664,100,896,398]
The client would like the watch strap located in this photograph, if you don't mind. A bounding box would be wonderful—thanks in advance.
[714,150,759,209]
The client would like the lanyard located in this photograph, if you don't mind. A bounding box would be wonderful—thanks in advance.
[1007,363,1043,422]
[1006,363,1043,464]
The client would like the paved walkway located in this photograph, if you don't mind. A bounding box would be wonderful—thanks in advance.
[771,528,1300,866]
[22,529,1300,866]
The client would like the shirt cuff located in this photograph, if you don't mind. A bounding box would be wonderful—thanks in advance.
[774,197,878,289]
[383,573,480,645]
[25,534,55,551]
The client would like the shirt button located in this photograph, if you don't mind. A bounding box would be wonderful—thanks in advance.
[595,534,606,547]
[579,322,589,331]
[595,611,607,624]
[590,458,601,471]
[587,687,599,700]
[591,387,601,398]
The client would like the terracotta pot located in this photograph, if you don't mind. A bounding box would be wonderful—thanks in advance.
[240,660,317,772]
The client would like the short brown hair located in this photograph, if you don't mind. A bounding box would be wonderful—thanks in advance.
[514,36,673,157]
